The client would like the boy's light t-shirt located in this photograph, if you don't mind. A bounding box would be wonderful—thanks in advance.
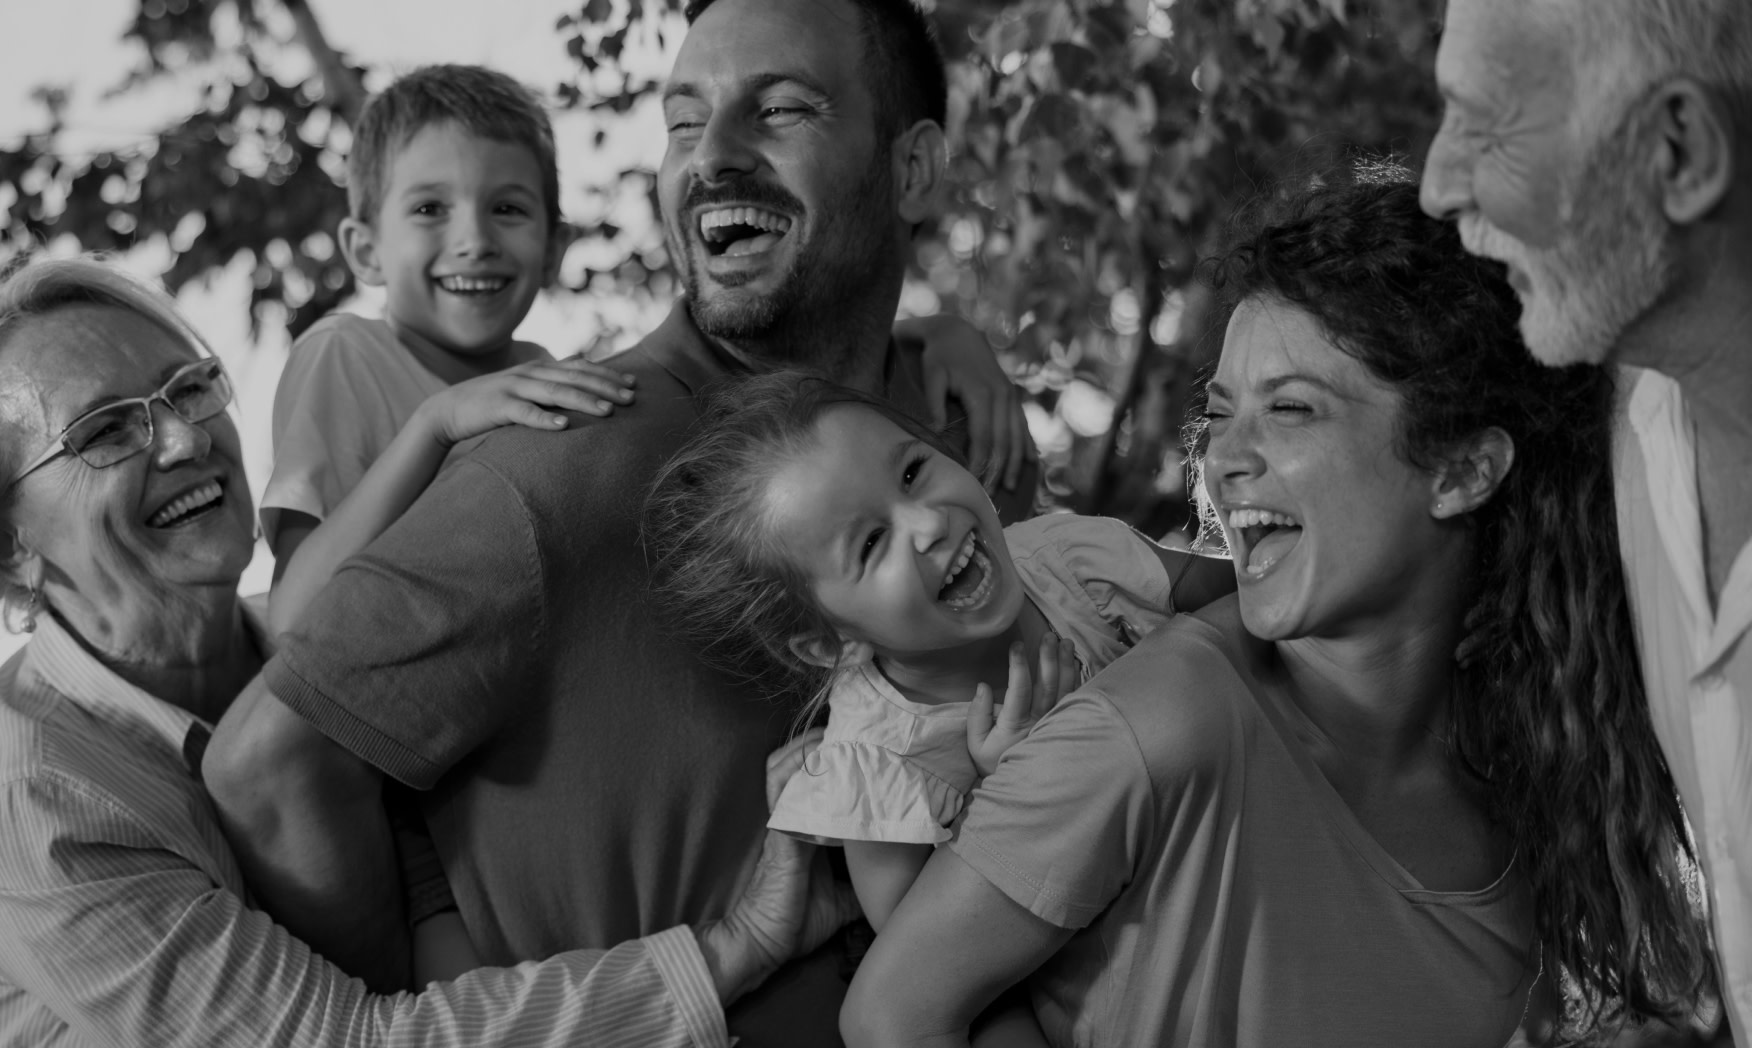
[767,513,1178,846]
[260,313,549,545]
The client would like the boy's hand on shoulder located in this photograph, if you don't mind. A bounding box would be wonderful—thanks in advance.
[416,357,637,447]
[902,313,1036,495]
[967,633,1076,778]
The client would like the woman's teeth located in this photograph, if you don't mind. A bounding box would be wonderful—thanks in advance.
[149,480,223,527]
[1227,508,1300,530]
[1227,508,1303,577]
[939,533,996,611]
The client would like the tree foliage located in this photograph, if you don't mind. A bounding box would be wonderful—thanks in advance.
[0,0,1443,526]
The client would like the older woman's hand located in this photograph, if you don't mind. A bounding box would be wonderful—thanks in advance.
[693,829,860,1005]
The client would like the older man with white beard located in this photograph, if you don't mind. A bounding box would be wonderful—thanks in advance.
[1421,0,1752,1042]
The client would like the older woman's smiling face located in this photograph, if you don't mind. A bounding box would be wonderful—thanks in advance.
[1,303,255,612]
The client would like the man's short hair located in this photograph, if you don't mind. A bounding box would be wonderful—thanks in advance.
[1558,0,1752,130]
[682,0,947,141]
[346,64,561,229]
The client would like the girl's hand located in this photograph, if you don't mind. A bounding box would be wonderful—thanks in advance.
[902,314,1036,494]
[967,634,1077,777]
[418,357,637,447]
[765,727,826,811]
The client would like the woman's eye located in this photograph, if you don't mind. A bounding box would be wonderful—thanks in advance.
[1270,401,1312,415]
[495,202,529,217]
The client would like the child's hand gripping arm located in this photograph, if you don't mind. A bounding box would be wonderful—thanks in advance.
[268,357,635,634]
[966,635,1077,778]
[899,314,1036,495]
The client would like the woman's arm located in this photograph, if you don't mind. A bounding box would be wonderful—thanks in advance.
[1158,547,1237,615]
[842,848,1072,1048]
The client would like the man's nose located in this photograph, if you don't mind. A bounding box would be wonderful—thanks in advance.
[150,401,214,469]
[1420,125,1474,221]
[691,110,761,184]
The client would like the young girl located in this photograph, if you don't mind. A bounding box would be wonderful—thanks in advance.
[644,371,1234,936]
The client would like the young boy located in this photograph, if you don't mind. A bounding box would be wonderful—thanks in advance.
[262,64,637,628]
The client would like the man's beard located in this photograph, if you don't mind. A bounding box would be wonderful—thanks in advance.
[673,161,898,367]
[1457,113,1676,368]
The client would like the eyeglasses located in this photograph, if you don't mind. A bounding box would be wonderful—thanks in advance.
[7,358,234,489]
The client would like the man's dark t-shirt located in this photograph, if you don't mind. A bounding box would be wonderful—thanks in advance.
[264,303,1032,1042]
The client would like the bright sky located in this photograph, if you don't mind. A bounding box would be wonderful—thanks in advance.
[0,0,679,661]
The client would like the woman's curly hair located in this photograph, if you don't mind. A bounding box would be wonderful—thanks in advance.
[642,369,962,730]
[1194,172,1713,1039]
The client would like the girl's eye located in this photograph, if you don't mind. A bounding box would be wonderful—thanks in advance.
[901,454,927,488]
[860,528,886,564]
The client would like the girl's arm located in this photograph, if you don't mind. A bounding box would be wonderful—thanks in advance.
[842,848,1071,1048]
[268,357,634,633]
[1155,546,1237,615]
[843,840,932,933]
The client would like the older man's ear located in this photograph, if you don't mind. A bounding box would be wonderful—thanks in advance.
[1649,79,1737,226]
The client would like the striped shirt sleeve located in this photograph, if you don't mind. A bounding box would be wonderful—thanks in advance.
[0,770,729,1048]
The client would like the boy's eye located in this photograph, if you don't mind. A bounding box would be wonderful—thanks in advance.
[412,201,444,217]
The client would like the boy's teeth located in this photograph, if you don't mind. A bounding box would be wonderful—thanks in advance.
[1226,508,1301,530]
[149,480,223,527]
[437,275,510,293]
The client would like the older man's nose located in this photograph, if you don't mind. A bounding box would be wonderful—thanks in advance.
[1420,127,1474,220]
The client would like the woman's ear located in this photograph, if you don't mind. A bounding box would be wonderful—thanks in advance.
[1431,427,1515,520]
[788,631,874,671]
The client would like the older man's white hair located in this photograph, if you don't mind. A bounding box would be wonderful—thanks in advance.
[1556,0,1752,130]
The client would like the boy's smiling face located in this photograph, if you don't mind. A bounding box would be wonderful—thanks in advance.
[342,121,557,359]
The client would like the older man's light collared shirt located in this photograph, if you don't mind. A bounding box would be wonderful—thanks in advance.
[0,609,727,1048]
[1615,367,1752,1043]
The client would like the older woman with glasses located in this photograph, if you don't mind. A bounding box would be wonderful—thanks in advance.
[0,256,846,1048]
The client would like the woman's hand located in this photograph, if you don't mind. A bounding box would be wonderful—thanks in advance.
[902,314,1035,494]
[967,635,1076,778]
[416,357,637,447]
[694,830,861,1005]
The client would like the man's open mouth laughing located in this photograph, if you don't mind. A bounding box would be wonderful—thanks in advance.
[697,205,794,259]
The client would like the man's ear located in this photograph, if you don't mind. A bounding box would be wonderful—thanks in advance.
[892,119,948,227]
[788,631,874,671]
[1430,427,1515,520]
[337,216,387,287]
[1650,79,1736,226]
[543,219,578,288]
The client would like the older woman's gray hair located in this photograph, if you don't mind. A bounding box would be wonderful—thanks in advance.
[0,256,217,632]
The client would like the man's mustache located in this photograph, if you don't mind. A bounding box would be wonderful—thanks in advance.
[679,177,805,228]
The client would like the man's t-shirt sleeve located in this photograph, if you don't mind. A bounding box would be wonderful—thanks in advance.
[264,458,546,789]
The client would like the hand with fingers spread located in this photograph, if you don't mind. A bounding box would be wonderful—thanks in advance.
[902,313,1037,495]
[967,633,1079,778]
[417,356,637,447]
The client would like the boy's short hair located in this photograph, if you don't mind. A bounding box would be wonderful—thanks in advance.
[346,64,561,230]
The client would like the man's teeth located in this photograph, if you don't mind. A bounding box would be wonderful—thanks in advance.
[1227,508,1301,530]
[698,206,793,241]
[149,480,222,527]
[437,275,510,293]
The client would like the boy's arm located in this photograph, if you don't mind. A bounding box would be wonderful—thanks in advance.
[268,357,635,634]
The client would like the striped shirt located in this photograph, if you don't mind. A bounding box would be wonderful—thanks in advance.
[1615,367,1752,1043]
[0,608,728,1047]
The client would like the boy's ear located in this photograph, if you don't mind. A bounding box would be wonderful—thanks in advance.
[543,220,578,288]
[892,119,948,227]
[1430,426,1515,520]
[337,216,387,287]
[788,631,873,671]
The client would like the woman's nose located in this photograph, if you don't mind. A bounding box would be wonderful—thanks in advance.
[1202,413,1264,482]
[149,401,213,469]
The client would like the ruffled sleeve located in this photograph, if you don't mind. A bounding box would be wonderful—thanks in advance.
[768,740,966,846]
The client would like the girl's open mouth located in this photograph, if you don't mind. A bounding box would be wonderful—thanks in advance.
[938,531,997,611]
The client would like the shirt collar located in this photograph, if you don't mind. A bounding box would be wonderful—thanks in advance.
[19,598,270,774]
[641,299,905,400]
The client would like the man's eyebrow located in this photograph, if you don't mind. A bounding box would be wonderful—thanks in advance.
[662,71,833,106]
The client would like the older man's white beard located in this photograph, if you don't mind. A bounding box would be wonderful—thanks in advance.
[1457,185,1673,369]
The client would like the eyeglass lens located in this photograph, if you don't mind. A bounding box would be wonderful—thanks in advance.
[64,361,233,468]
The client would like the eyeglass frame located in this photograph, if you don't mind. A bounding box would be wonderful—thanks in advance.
[5,357,235,490]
